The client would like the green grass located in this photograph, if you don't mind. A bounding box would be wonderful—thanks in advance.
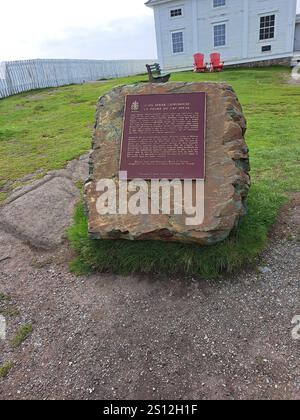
[0,78,145,202]
[0,192,8,202]
[0,307,20,318]
[68,185,284,277]
[0,362,14,379]
[10,324,33,349]
[0,292,19,317]
[1,67,300,276]
[0,293,11,302]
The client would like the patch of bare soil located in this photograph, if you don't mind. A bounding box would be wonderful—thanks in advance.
[0,197,300,400]
[283,71,300,86]
[270,193,300,241]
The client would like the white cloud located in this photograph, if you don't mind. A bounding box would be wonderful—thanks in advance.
[0,0,299,61]
[40,17,157,60]
[0,0,155,60]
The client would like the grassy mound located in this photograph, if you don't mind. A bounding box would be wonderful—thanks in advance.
[67,185,285,277]
[1,67,299,277]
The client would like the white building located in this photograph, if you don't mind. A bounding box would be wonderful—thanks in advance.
[146,0,299,70]
[295,13,300,51]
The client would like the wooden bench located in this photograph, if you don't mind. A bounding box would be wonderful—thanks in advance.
[146,63,171,83]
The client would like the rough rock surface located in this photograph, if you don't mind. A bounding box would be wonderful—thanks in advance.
[0,155,89,249]
[86,83,250,245]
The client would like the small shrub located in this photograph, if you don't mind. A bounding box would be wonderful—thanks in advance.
[0,362,14,378]
[11,324,33,349]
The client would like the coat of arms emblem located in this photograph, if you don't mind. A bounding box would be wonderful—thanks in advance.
[131,100,140,112]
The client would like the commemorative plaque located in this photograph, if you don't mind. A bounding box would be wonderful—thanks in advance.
[120,93,206,180]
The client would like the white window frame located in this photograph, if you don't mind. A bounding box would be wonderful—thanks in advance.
[212,22,227,48]
[258,12,277,43]
[213,0,226,8]
[169,6,184,19]
[171,30,185,55]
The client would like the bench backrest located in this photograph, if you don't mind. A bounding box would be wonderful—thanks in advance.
[146,63,162,77]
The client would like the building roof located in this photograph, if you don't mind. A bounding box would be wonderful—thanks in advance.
[145,0,174,7]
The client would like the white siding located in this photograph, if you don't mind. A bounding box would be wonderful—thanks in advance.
[295,18,300,51]
[155,0,195,70]
[196,0,245,63]
[247,0,296,59]
[149,0,298,70]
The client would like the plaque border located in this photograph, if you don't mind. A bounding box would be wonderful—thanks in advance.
[119,92,207,181]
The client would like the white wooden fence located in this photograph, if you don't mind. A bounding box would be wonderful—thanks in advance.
[0,59,153,99]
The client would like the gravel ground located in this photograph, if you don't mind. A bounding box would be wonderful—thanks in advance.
[0,199,299,400]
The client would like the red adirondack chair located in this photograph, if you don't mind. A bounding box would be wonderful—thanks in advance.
[193,53,207,73]
[210,53,224,72]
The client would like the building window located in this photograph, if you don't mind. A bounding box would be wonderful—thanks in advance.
[213,0,226,7]
[172,31,184,54]
[214,24,226,47]
[170,8,183,18]
[259,15,276,40]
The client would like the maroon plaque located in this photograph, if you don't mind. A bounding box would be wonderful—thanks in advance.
[120,93,206,180]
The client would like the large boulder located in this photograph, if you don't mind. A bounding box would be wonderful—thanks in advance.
[85,82,250,245]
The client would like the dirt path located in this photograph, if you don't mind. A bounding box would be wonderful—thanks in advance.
[0,171,300,399]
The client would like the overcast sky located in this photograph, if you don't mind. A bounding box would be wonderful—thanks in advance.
[0,0,299,62]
